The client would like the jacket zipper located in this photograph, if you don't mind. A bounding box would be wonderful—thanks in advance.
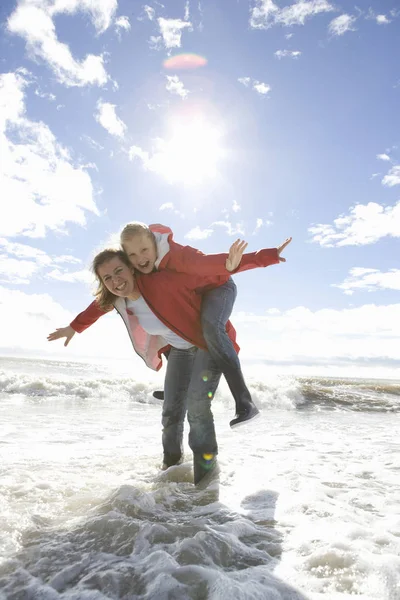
[114,303,148,366]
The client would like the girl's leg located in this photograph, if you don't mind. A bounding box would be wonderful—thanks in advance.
[162,346,196,468]
[186,348,222,484]
[201,278,259,427]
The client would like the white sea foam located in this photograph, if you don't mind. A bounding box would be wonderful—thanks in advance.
[0,357,399,599]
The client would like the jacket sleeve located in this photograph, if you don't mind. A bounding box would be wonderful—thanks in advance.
[161,242,279,276]
[70,300,111,333]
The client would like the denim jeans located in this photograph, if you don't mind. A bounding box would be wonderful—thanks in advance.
[162,346,221,461]
[201,278,253,412]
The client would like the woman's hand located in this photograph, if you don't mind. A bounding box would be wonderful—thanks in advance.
[47,326,76,347]
[226,239,248,272]
[277,237,292,262]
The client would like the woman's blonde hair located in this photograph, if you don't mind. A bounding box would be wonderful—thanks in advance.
[120,221,156,247]
[91,248,132,311]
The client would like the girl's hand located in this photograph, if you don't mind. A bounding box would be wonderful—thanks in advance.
[226,239,248,272]
[47,326,76,347]
[277,237,292,262]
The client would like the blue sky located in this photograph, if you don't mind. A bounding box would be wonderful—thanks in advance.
[0,0,399,378]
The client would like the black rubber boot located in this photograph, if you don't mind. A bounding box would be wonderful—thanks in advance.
[193,452,217,485]
[230,402,260,428]
[153,390,164,400]
[162,453,182,470]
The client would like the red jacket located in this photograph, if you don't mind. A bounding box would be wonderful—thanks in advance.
[70,225,279,370]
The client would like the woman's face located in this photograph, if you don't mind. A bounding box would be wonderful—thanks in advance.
[97,257,136,297]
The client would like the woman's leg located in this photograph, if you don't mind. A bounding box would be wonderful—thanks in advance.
[162,346,196,468]
[186,349,222,484]
[201,278,259,427]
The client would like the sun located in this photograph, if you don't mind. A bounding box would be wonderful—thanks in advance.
[149,115,225,186]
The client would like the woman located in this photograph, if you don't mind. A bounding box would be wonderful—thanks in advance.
[49,238,292,484]
[74,248,235,485]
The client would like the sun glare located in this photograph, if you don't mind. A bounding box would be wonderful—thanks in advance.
[151,117,225,186]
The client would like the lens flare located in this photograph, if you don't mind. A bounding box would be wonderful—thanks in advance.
[163,54,207,70]
[203,453,214,461]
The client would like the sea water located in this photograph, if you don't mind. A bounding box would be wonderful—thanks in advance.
[0,356,399,599]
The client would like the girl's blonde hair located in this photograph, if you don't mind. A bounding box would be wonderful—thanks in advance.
[91,248,132,311]
[120,221,156,247]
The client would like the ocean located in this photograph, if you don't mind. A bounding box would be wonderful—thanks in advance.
[0,356,399,600]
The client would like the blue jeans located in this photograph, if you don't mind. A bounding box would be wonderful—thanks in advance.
[201,278,253,412]
[162,346,221,462]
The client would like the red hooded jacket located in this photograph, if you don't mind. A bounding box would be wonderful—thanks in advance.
[70,224,279,370]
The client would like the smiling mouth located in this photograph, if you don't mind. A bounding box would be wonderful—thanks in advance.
[138,261,150,269]
[115,282,127,292]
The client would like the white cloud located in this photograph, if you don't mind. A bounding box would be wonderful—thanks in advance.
[184,0,190,21]
[7,0,114,87]
[34,88,56,101]
[160,202,174,211]
[377,153,390,161]
[328,14,357,36]
[184,226,214,240]
[95,101,126,138]
[234,303,400,376]
[309,201,400,246]
[0,70,98,238]
[0,256,40,284]
[252,217,272,234]
[149,35,162,50]
[253,81,271,95]
[0,238,51,265]
[376,14,391,24]
[81,135,104,151]
[275,50,302,59]
[382,165,400,187]
[166,75,189,99]
[232,200,241,213]
[0,238,89,285]
[212,221,245,236]
[143,5,155,20]
[129,145,149,163]
[158,17,192,48]
[250,0,334,29]
[159,202,183,218]
[46,268,92,284]
[53,255,82,265]
[254,218,264,234]
[367,9,392,25]
[334,267,400,295]
[239,77,271,95]
[115,15,131,35]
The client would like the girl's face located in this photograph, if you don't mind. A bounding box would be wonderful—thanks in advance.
[123,234,158,274]
[97,257,136,297]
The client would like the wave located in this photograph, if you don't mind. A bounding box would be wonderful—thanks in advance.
[296,377,400,412]
[0,371,158,404]
[1,369,399,412]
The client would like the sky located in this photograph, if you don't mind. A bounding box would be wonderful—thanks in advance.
[0,0,399,380]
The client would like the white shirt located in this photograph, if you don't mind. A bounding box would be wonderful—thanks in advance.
[126,297,193,350]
